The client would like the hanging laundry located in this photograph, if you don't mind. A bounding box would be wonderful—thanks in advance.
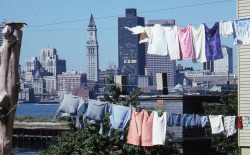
[167,113,181,126]
[140,27,153,43]
[191,24,206,63]
[165,26,180,60]
[125,26,145,34]
[223,116,237,137]
[82,100,109,134]
[147,24,168,55]
[127,108,145,146]
[237,116,243,130]
[177,25,193,60]
[195,115,209,128]
[187,115,196,128]
[141,111,154,146]
[204,22,223,61]
[209,115,224,134]
[153,111,167,145]
[181,114,188,126]
[108,104,132,140]
[181,114,196,128]
[201,116,209,128]
[234,18,250,45]
[219,20,234,37]
[52,94,85,128]
[125,26,152,43]
[195,115,202,127]
[245,117,250,129]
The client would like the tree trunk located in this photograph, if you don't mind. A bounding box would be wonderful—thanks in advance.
[0,23,25,155]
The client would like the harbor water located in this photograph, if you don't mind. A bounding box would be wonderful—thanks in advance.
[13,102,76,154]
[15,102,85,117]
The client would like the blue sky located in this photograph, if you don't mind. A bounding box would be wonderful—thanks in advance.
[0,0,237,72]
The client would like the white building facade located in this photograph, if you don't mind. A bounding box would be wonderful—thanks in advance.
[214,45,233,73]
[43,76,57,93]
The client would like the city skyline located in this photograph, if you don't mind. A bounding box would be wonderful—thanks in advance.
[1,0,237,72]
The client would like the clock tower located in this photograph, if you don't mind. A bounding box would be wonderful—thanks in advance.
[86,14,99,82]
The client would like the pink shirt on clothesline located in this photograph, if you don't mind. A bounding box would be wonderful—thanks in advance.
[177,25,194,60]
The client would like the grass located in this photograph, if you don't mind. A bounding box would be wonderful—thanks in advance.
[14,116,68,123]
[14,116,70,128]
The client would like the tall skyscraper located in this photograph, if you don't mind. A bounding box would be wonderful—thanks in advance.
[214,45,233,73]
[145,19,176,88]
[118,8,145,80]
[86,14,99,82]
[24,57,40,72]
[0,22,6,66]
[39,48,66,76]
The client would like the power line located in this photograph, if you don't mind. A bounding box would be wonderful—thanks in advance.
[26,0,232,28]
[24,20,228,31]
[24,22,218,31]
[138,0,232,14]
[25,28,118,32]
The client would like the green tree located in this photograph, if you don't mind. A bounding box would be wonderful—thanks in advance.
[44,76,181,155]
[202,88,240,155]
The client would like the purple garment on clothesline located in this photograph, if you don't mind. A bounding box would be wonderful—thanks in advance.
[204,22,223,61]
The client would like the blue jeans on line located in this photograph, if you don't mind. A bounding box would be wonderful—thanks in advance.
[167,113,181,126]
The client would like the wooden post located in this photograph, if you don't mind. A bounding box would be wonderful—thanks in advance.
[0,22,25,155]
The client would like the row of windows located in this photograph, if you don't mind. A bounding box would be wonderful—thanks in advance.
[123,60,137,63]
[88,48,96,55]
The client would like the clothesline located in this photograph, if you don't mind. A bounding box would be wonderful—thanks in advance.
[53,94,244,147]
[125,18,250,64]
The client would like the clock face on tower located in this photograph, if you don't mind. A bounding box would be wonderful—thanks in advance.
[89,32,93,36]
